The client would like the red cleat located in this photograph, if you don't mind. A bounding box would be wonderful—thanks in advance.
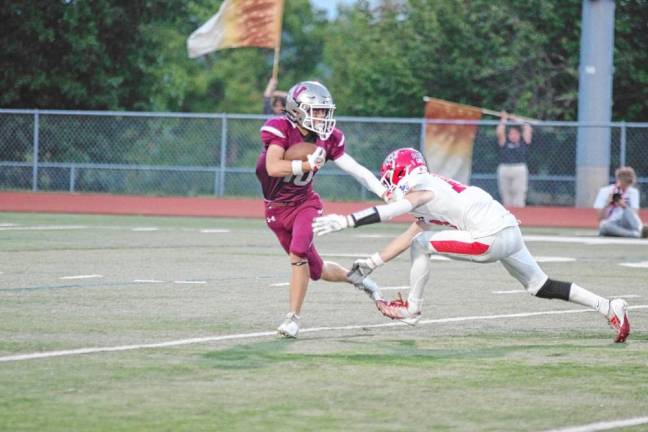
[376,293,421,325]
[608,299,630,343]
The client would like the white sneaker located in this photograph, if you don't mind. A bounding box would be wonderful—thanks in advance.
[607,299,630,343]
[277,312,300,338]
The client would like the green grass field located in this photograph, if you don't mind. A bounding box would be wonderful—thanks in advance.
[1,213,647,431]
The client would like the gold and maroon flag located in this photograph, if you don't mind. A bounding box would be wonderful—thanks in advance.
[423,98,482,185]
[187,0,284,58]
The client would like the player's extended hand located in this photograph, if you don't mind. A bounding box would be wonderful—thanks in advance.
[351,256,380,277]
[312,214,352,236]
[307,147,326,172]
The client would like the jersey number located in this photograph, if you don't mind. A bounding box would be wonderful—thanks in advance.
[283,172,313,186]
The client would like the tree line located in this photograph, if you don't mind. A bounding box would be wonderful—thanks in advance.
[1,0,646,120]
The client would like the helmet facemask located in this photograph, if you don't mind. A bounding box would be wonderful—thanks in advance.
[298,103,336,140]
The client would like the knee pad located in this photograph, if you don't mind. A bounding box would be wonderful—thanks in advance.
[534,278,571,301]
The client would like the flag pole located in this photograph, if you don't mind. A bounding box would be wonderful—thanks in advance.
[271,0,285,81]
[422,96,538,124]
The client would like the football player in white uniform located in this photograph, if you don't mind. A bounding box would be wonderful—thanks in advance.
[312,148,630,343]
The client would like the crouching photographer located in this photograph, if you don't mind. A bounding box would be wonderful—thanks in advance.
[593,166,647,238]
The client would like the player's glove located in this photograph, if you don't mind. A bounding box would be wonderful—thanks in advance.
[312,214,354,236]
[351,252,384,277]
[306,147,326,172]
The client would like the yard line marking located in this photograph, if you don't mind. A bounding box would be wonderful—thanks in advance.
[542,415,648,432]
[200,229,231,233]
[320,253,373,258]
[355,233,648,246]
[534,256,576,263]
[492,290,527,294]
[354,234,388,239]
[0,223,17,227]
[60,274,103,280]
[381,286,410,291]
[2,304,647,363]
[524,235,648,246]
[430,255,450,261]
[0,225,88,231]
[131,227,159,232]
[133,279,165,283]
[619,261,648,269]
[319,253,449,261]
[269,282,290,287]
[616,294,641,299]
[173,280,207,284]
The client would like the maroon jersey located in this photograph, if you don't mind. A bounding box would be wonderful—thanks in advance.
[256,117,346,202]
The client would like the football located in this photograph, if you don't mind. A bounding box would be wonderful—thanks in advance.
[283,142,319,161]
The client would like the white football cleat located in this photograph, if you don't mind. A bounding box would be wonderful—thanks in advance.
[607,298,630,343]
[277,312,300,338]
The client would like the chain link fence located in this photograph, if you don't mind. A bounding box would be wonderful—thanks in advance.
[1,109,647,206]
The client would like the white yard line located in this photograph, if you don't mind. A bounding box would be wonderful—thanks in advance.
[173,280,207,285]
[133,279,165,284]
[199,229,231,233]
[320,253,373,258]
[60,274,103,280]
[130,227,159,232]
[0,225,88,231]
[534,256,576,263]
[381,286,410,291]
[354,233,647,246]
[542,416,648,432]
[2,305,647,363]
[492,290,527,294]
[619,261,648,269]
[524,235,648,246]
[0,223,17,227]
[269,282,290,287]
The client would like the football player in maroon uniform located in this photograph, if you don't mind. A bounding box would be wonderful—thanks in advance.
[256,81,387,337]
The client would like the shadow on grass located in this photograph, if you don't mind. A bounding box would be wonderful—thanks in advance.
[201,338,620,370]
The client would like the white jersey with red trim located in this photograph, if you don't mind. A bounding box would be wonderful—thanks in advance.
[402,172,518,238]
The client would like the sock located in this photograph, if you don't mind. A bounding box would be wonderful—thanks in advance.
[569,283,610,316]
[408,239,431,311]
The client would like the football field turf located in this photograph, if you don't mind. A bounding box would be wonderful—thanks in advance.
[1,212,647,431]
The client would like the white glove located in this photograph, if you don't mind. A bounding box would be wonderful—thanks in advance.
[307,147,326,172]
[312,214,354,236]
[351,252,384,277]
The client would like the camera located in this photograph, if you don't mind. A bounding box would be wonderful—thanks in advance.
[611,192,622,203]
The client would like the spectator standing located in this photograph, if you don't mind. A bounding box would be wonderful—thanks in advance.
[496,112,532,207]
[263,77,287,115]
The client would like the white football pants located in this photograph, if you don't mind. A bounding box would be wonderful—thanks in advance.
[407,226,548,310]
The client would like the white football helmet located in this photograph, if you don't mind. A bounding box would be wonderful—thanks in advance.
[285,81,336,140]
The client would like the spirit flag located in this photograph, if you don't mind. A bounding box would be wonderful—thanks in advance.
[423,98,482,185]
[187,0,284,58]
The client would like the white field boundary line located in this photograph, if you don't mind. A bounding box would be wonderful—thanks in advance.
[354,233,648,246]
[1,305,647,364]
[59,274,103,280]
[542,415,648,432]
